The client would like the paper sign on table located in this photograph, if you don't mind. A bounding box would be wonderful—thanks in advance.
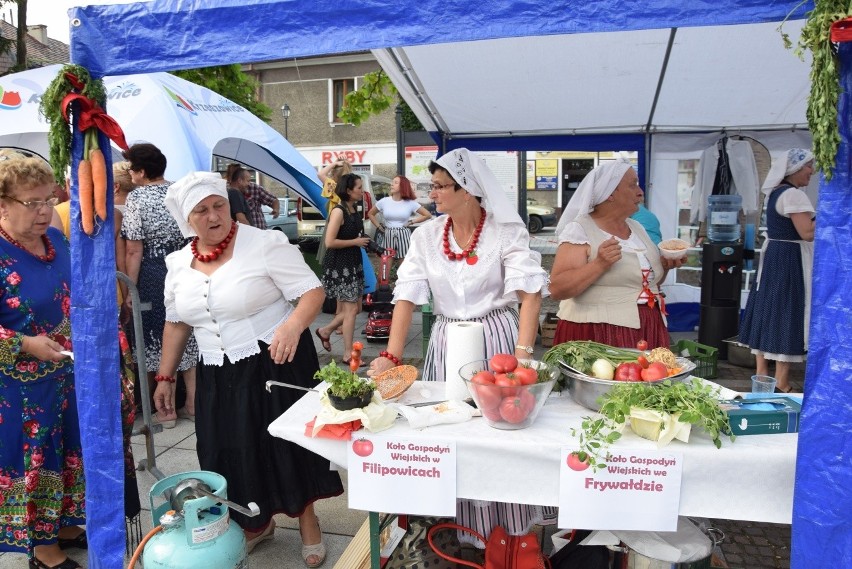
[347,435,457,516]
[558,447,683,531]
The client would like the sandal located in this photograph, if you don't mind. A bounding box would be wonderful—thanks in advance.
[315,328,332,352]
[342,359,367,368]
[29,557,81,569]
[245,520,275,554]
[58,529,87,550]
[152,412,176,429]
[300,517,326,568]
[177,407,195,422]
[775,385,794,394]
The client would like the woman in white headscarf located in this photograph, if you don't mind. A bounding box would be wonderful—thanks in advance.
[154,172,342,566]
[550,158,684,348]
[739,149,815,393]
[368,148,550,547]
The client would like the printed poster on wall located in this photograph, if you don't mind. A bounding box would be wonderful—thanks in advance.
[558,447,683,530]
[347,435,457,516]
[536,159,558,190]
[404,145,439,204]
[475,150,519,207]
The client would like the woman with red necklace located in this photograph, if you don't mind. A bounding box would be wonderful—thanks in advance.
[0,157,85,569]
[155,172,341,567]
[367,148,550,550]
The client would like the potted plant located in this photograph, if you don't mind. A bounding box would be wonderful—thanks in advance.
[314,361,376,411]
[570,378,735,471]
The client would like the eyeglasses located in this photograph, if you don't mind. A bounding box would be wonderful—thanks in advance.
[430,182,456,191]
[3,196,60,210]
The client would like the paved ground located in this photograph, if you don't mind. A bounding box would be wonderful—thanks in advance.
[0,233,800,568]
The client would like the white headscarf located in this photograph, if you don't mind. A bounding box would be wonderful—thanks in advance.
[164,171,229,237]
[436,148,525,228]
[761,148,814,194]
[555,158,633,236]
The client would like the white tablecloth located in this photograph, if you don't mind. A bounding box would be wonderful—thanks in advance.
[268,382,797,524]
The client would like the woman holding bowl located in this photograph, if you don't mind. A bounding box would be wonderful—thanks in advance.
[550,159,684,349]
[154,172,341,567]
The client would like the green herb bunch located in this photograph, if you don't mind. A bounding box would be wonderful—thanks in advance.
[314,361,375,398]
[571,378,735,471]
[39,65,107,184]
[779,1,852,180]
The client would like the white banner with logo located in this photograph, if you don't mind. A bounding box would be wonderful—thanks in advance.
[347,435,457,515]
[558,447,683,531]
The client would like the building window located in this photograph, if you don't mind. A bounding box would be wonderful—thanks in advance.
[331,78,355,123]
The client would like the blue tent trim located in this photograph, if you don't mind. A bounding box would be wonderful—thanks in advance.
[69,1,813,77]
[69,124,125,569]
[793,41,852,567]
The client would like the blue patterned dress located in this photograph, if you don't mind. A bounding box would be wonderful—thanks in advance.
[0,227,85,554]
[739,186,808,359]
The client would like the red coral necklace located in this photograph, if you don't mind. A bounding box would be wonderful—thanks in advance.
[0,223,56,262]
[443,207,485,265]
[191,221,237,263]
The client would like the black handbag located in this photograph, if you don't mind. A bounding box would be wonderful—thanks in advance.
[548,529,610,569]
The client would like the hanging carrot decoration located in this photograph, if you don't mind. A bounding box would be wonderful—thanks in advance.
[90,137,108,220]
[78,152,95,235]
[40,65,130,237]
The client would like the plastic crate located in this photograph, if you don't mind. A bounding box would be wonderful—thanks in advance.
[672,339,718,379]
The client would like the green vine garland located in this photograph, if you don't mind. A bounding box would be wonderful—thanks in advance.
[39,65,107,184]
[780,1,852,180]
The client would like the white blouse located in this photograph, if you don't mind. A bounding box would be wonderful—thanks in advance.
[377,197,420,228]
[394,213,548,319]
[164,225,322,366]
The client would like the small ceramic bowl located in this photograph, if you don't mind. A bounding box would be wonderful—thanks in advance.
[658,238,691,260]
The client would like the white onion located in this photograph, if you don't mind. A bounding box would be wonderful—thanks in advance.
[591,359,615,380]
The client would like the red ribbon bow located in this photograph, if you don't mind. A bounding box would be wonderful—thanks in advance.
[60,72,129,151]
[641,268,668,315]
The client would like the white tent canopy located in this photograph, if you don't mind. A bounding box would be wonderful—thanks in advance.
[376,20,809,141]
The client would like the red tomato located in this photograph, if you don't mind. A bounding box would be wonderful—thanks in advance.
[481,406,503,422]
[637,355,650,369]
[489,353,518,374]
[494,372,521,396]
[641,362,668,381]
[566,452,590,472]
[352,438,373,457]
[499,395,532,424]
[475,383,503,410]
[516,388,536,413]
[636,339,649,351]
[352,341,364,351]
[349,359,360,372]
[614,362,642,381]
[470,370,496,385]
[513,366,538,386]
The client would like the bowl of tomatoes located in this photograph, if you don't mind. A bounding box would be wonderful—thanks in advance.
[458,355,560,430]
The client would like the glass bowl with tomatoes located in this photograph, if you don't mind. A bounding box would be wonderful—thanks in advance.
[458,357,561,430]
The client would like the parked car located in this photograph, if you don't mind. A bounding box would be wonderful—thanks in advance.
[262,197,298,242]
[295,173,391,249]
[526,198,557,234]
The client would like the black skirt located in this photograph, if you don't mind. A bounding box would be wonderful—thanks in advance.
[194,329,343,530]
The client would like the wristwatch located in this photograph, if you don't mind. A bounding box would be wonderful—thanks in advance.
[515,344,534,355]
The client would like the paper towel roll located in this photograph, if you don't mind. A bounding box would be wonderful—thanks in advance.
[444,321,486,401]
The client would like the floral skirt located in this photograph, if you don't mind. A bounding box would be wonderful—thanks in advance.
[0,370,85,553]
